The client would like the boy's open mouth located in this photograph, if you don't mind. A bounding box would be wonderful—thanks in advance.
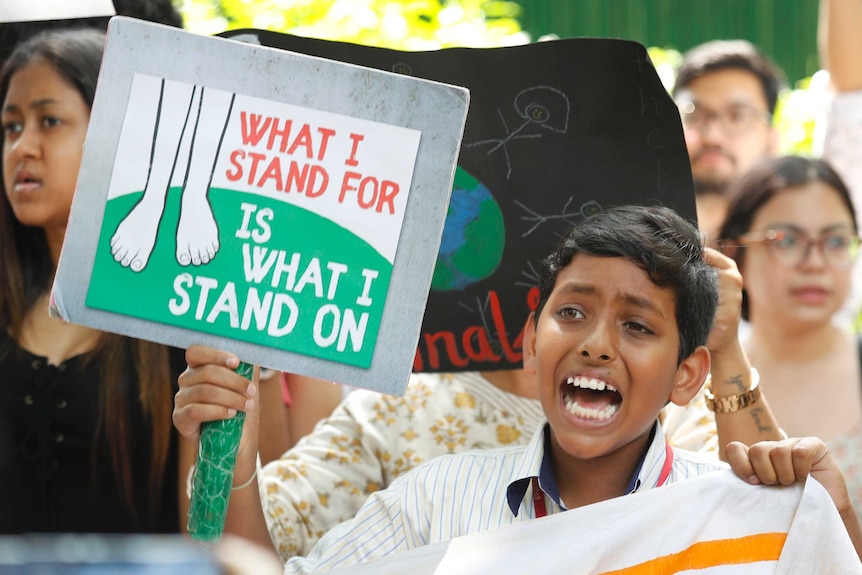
[562,376,622,421]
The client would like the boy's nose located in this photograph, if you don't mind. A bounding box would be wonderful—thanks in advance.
[578,325,615,362]
[580,349,611,361]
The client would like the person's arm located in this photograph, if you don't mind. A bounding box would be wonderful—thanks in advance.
[727,437,862,560]
[172,346,273,550]
[258,369,291,466]
[704,248,783,456]
[261,389,393,561]
[176,436,197,533]
[284,373,343,449]
[819,0,862,92]
[258,372,344,465]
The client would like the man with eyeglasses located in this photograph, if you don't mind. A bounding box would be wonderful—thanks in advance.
[672,40,785,244]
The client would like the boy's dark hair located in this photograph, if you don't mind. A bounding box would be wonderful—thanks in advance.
[717,155,857,320]
[672,40,786,116]
[534,205,718,364]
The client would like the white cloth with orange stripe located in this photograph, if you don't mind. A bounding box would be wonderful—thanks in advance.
[283,420,726,574]
[322,469,860,575]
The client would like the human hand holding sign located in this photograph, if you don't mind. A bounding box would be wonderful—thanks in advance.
[174,346,273,548]
[727,437,862,560]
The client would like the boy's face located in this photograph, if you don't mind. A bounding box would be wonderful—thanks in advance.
[524,254,708,464]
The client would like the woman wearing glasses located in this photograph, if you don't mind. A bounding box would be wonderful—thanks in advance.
[717,155,862,518]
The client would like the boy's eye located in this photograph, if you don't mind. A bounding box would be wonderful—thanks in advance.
[557,306,584,320]
[624,321,653,335]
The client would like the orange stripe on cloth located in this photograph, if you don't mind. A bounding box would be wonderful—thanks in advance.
[598,532,787,575]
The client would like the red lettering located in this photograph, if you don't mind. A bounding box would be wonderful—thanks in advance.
[462,326,501,362]
[526,287,540,312]
[306,166,329,198]
[246,152,267,185]
[377,180,399,214]
[345,133,364,166]
[339,171,362,204]
[358,177,378,209]
[317,127,336,160]
[414,288,536,371]
[225,149,244,181]
[267,117,293,153]
[286,161,309,193]
[257,156,283,191]
[239,111,271,146]
[489,290,521,363]
[287,124,314,158]
[422,331,469,370]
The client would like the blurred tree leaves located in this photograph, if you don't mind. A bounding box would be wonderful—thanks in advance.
[177,3,818,155]
[176,0,529,49]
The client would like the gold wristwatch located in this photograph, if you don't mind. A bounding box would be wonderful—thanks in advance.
[704,368,761,413]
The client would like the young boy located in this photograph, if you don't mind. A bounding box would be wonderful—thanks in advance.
[178,205,860,572]
[265,204,859,573]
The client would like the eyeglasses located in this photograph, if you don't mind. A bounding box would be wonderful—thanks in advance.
[731,227,860,268]
[677,101,772,137]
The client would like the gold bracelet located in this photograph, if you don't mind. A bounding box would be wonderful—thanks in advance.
[704,368,761,413]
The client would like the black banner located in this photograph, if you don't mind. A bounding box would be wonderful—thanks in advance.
[220,30,696,373]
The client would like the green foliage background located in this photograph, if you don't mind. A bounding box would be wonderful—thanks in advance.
[176,1,820,160]
[176,0,528,48]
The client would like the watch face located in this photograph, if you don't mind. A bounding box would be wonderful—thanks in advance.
[0,535,223,574]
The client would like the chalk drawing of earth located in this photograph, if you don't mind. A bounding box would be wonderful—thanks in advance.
[431,166,505,291]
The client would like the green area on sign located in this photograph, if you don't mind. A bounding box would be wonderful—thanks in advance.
[87,187,391,368]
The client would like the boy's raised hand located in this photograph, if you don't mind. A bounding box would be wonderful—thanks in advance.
[727,437,862,559]
[703,247,743,357]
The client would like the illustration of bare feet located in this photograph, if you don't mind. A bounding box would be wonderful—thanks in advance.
[110,198,164,271]
[111,79,196,272]
[176,193,219,266]
[173,87,234,267]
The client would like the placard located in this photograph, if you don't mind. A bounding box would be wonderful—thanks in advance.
[52,18,469,395]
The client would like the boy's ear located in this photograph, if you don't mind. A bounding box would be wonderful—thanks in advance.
[669,345,711,406]
[522,313,538,374]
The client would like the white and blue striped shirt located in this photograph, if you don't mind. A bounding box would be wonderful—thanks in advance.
[284,419,726,574]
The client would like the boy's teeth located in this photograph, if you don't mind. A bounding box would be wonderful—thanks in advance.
[564,396,619,420]
[565,376,617,393]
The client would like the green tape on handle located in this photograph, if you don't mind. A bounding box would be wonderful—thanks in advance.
[188,361,254,542]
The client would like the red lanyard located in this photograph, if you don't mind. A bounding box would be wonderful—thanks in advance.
[531,443,674,519]
[532,476,548,518]
[656,442,674,487]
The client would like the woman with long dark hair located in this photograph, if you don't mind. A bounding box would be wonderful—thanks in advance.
[0,28,193,533]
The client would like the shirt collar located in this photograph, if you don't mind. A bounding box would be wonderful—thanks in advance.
[505,419,670,517]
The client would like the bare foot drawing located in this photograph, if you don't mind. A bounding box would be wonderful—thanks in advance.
[174,86,234,267]
[112,79,196,271]
[176,192,219,266]
[110,79,234,272]
[110,196,165,271]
